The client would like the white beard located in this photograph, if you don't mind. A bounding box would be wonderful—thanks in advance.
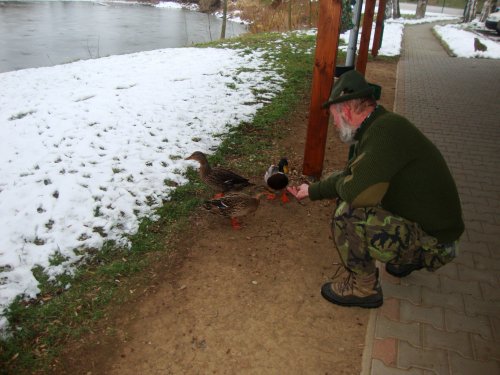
[337,114,356,144]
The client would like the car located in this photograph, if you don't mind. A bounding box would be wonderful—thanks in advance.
[485,10,500,34]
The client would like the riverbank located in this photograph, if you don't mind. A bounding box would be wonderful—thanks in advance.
[0,1,247,73]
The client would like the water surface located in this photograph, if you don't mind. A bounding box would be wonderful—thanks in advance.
[0,1,247,73]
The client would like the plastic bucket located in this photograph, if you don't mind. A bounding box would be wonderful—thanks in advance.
[334,65,354,77]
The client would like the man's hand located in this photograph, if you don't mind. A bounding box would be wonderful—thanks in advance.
[287,184,309,200]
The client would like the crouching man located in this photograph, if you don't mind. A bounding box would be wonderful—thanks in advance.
[288,70,464,308]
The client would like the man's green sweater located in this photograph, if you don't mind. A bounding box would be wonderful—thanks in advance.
[309,106,464,244]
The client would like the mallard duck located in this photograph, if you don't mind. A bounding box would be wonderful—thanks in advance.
[264,157,290,203]
[185,151,253,197]
[203,192,265,229]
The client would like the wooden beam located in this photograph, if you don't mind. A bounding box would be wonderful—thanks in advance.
[372,0,387,57]
[302,0,343,179]
[355,0,376,74]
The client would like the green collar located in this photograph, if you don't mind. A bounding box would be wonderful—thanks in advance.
[353,105,386,142]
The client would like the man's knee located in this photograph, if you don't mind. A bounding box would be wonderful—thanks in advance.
[332,201,424,265]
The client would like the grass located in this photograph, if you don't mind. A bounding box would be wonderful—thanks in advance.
[0,30,327,374]
[431,27,457,57]
[237,0,320,32]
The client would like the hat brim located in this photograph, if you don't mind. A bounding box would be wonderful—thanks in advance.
[321,86,375,109]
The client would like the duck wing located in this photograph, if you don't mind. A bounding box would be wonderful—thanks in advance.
[203,196,232,217]
[264,165,279,184]
[210,167,253,191]
[266,172,289,191]
[203,194,259,218]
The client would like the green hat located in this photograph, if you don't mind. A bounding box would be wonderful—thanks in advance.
[322,70,375,108]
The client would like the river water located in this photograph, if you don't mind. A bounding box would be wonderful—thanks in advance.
[0,1,248,73]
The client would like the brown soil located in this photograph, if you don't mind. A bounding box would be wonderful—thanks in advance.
[55,59,397,375]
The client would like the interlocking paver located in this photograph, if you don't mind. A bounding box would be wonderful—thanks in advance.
[464,220,483,233]
[432,262,458,279]
[457,264,498,286]
[379,298,400,321]
[400,271,440,289]
[372,337,397,366]
[450,251,474,267]
[472,334,500,361]
[400,301,444,329]
[444,309,493,340]
[474,254,500,271]
[480,282,500,301]
[421,288,464,312]
[464,295,500,316]
[371,359,423,375]
[382,281,421,305]
[491,317,500,343]
[375,315,420,347]
[459,240,491,257]
[362,19,500,375]
[398,341,449,374]
[467,230,500,246]
[440,276,481,296]
[449,351,500,375]
[423,324,473,358]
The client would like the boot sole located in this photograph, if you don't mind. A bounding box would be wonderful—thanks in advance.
[385,263,423,278]
[321,283,383,308]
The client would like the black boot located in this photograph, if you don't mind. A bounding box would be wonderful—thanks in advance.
[385,262,424,278]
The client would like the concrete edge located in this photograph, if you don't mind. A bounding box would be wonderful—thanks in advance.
[360,307,378,375]
[360,260,385,375]
[393,54,402,114]
[360,48,404,375]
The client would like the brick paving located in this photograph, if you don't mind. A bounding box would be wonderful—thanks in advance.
[361,22,500,375]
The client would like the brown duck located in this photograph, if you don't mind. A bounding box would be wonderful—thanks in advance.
[185,151,253,196]
[203,192,265,229]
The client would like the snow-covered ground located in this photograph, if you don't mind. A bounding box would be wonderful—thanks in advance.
[158,0,499,58]
[1,2,499,332]
[434,22,500,58]
[0,46,285,331]
[341,7,500,58]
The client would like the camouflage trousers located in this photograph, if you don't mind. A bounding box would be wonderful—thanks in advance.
[331,201,458,276]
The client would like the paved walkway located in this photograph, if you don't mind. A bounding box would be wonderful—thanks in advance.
[361,22,500,374]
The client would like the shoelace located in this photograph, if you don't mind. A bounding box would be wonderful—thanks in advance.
[330,264,355,294]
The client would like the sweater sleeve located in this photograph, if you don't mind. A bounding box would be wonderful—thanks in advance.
[308,171,345,201]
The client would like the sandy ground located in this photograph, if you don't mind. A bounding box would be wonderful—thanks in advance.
[55,59,397,375]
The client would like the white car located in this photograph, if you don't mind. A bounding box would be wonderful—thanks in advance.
[485,10,500,34]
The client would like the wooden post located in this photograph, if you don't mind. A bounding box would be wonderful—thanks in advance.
[371,0,387,57]
[355,0,376,75]
[302,0,343,179]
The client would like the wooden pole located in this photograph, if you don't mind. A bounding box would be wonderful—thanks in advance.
[302,0,343,179]
[371,0,387,57]
[355,0,376,75]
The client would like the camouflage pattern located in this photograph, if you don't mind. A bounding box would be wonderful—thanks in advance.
[331,201,458,276]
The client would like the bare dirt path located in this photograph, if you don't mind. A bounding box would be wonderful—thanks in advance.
[56,60,397,375]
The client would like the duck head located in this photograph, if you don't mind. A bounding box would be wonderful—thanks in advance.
[185,151,208,163]
[278,158,289,174]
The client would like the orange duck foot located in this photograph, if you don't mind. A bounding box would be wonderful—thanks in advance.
[213,193,225,199]
[266,193,277,200]
[230,217,242,230]
[280,191,290,204]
